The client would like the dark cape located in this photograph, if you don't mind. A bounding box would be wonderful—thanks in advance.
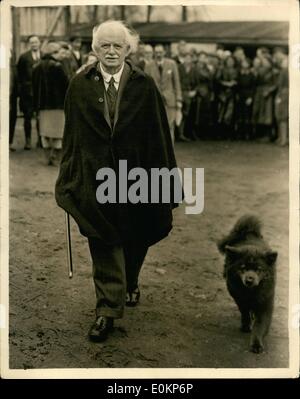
[55,61,180,247]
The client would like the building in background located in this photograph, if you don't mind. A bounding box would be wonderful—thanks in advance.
[12,5,289,59]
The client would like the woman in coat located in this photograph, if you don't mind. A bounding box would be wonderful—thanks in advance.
[251,56,277,142]
[216,55,238,139]
[190,52,214,140]
[177,52,198,140]
[274,56,289,146]
[33,41,69,165]
[236,58,256,140]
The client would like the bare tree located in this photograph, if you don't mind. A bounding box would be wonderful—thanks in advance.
[103,5,108,21]
[120,5,126,20]
[93,6,98,22]
[64,6,71,36]
[12,7,21,59]
[86,6,94,21]
[147,6,152,22]
[182,6,187,22]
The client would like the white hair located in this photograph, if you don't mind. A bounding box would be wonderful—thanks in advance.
[144,44,153,52]
[92,20,139,55]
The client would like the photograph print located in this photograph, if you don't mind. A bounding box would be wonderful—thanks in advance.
[1,0,299,378]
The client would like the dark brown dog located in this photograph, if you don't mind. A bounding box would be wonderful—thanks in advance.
[217,215,277,353]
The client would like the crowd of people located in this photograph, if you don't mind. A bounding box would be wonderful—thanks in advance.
[130,41,289,146]
[10,34,87,164]
[9,34,289,165]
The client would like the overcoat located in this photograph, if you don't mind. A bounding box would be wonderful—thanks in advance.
[252,66,276,126]
[17,50,43,113]
[32,54,69,111]
[216,66,238,126]
[55,61,180,247]
[69,50,83,75]
[144,58,182,108]
[274,68,289,122]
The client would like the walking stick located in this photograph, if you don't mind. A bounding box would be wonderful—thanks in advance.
[65,212,73,278]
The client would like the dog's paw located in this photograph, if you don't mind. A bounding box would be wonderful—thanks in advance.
[250,338,264,354]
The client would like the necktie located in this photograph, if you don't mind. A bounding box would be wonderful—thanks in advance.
[107,76,117,126]
[158,63,163,77]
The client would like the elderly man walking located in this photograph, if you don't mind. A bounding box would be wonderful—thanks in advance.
[145,44,183,143]
[55,21,180,342]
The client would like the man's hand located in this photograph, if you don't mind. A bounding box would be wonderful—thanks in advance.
[176,101,182,109]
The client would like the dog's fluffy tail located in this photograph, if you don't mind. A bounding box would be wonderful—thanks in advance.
[217,214,263,254]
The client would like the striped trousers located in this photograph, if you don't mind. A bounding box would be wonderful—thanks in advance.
[88,238,148,318]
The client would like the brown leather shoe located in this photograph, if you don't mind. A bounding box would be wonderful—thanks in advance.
[88,316,114,342]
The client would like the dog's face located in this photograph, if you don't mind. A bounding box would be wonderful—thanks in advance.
[237,261,268,288]
[225,246,277,288]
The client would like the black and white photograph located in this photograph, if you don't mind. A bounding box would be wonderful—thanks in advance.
[0,0,299,378]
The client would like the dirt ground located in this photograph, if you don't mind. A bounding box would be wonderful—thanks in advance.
[9,119,289,370]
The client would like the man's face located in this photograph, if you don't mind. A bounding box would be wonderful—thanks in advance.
[198,53,207,64]
[29,36,40,51]
[253,57,261,68]
[178,43,187,57]
[261,57,271,68]
[226,56,235,68]
[184,54,192,66]
[154,46,165,62]
[273,51,285,66]
[144,46,153,61]
[95,27,129,70]
[234,48,244,60]
[72,38,82,51]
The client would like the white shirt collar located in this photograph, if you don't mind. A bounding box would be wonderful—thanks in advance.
[99,62,125,84]
[31,50,40,59]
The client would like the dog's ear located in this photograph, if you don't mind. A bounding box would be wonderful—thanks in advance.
[264,251,278,266]
[224,245,243,255]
